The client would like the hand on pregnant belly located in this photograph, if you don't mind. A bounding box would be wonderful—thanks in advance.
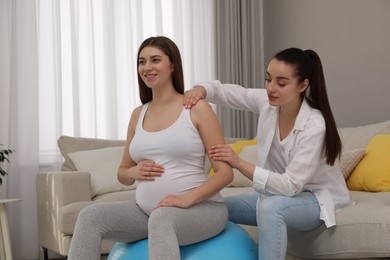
[154,193,194,210]
[134,159,164,181]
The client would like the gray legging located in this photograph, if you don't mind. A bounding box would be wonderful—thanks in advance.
[67,200,228,260]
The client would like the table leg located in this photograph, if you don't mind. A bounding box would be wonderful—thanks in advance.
[0,203,13,260]
[0,222,4,260]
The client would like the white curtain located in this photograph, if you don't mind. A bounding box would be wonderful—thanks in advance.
[39,0,216,168]
[1,0,215,258]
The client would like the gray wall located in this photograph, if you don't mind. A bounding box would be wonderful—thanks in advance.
[263,0,390,127]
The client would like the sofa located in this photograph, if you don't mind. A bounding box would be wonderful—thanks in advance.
[36,120,390,259]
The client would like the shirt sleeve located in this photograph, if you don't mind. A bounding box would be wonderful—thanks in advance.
[196,80,266,114]
[253,124,326,196]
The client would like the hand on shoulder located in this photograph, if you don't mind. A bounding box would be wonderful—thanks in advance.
[183,86,206,109]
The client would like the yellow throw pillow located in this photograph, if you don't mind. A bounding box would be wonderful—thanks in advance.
[347,134,390,191]
[208,139,257,177]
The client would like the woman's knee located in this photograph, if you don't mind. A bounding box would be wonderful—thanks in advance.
[77,204,101,222]
[148,207,177,232]
[257,194,322,231]
[258,196,283,214]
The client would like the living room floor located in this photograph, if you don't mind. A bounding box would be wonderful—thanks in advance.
[40,254,108,259]
[46,255,107,260]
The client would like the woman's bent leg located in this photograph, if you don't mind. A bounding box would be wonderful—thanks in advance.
[224,192,258,225]
[148,201,228,260]
[68,201,148,260]
[256,192,323,260]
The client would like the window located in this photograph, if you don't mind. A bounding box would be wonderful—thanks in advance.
[37,0,215,166]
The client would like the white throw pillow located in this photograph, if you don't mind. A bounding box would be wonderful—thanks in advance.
[338,120,390,151]
[68,146,137,197]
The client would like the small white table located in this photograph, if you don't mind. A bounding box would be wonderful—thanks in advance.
[0,199,21,260]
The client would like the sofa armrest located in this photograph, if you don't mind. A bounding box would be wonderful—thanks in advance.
[36,171,92,254]
[37,171,92,206]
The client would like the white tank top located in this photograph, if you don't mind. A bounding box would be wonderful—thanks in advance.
[130,103,223,215]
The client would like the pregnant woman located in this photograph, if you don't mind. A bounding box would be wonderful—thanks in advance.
[67,36,233,260]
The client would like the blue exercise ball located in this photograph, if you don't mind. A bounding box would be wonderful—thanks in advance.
[108,221,258,260]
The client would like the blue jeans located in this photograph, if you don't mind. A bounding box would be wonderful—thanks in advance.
[224,192,323,260]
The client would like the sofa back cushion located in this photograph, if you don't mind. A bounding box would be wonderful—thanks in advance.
[58,135,125,171]
[68,146,137,197]
[338,120,390,151]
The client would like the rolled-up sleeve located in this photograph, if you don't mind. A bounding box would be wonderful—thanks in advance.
[252,167,270,193]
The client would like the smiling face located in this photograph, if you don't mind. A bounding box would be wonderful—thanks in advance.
[265,59,308,107]
[138,46,174,90]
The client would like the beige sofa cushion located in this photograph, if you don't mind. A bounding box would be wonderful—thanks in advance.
[287,191,390,259]
[58,135,125,171]
[338,120,390,151]
[59,190,136,235]
[59,201,93,235]
[68,146,137,197]
[220,188,390,260]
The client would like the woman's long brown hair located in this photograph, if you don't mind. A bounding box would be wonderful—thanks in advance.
[274,48,341,165]
[137,36,184,104]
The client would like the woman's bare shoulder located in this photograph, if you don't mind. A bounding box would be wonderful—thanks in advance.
[189,99,218,129]
[190,99,213,114]
[131,105,143,118]
[128,105,144,128]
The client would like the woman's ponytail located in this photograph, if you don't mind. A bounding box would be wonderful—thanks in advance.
[304,50,341,165]
[274,48,341,165]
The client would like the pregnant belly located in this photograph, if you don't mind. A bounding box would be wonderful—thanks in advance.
[136,174,206,215]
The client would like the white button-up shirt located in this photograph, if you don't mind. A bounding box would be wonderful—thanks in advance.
[200,80,352,227]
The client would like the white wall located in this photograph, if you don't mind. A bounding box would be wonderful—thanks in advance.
[263,0,390,127]
[0,0,11,180]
